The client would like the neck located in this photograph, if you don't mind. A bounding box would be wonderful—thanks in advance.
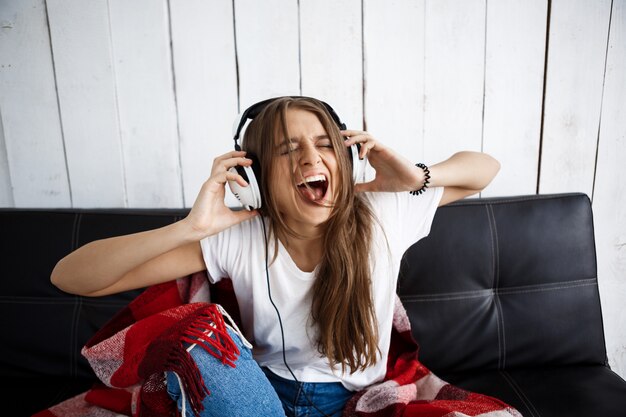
[281,234,323,273]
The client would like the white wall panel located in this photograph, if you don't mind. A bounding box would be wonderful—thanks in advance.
[108,0,182,208]
[300,0,363,130]
[0,0,69,207]
[592,0,626,379]
[423,0,486,165]
[363,0,425,161]
[0,113,13,206]
[170,0,239,208]
[234,0,300,108]
[46,0,125,208]
[539,0,612,196]
[481,0,547,198]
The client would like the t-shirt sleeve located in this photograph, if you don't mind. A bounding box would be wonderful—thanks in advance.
[199,224,243,284]
[368,186,444,251]
[404,186,444,245]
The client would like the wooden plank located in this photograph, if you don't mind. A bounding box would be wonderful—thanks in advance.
[538,0,612,195]
[47,0,126,208]
[0,0,70,207]
[0,113,14,206]
[363,0,425,160]
[481,0,547,198]
[234,0,300,108]
[592,0,626,379]
[169,0,239,208]
[108,0,182,208]
[423,0,486,166]
[300,0,363,130]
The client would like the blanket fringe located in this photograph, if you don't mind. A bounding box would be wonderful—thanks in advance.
[165,346,209,417]
[164,304,241,417]
[180,305,240,367]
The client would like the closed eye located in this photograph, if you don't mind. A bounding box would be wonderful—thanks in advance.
[316,138,333,149]
[278,141,299,155]
[277,135,332,155]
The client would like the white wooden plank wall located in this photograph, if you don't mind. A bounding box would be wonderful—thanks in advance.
[539,0,612,196]
[363,0,425,161]
[423,0,486,164]
[593,0,626,378]
[46,0,125,207]
[235,0,300,107]
[0,0,624,378]
[108,0,182,208]
[0,113,12,205]
[0,0,69,207]
[300,0,363,130]
[481,0,546,197]
[169,0,238,207]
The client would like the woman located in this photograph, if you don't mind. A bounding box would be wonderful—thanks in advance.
[51,96,500,417]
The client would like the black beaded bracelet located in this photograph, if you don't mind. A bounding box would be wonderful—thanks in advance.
[410,163,430,195]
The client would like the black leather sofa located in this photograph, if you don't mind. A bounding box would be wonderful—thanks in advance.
[2,192,625,417]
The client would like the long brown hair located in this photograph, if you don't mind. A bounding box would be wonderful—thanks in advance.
[241,97,379,373]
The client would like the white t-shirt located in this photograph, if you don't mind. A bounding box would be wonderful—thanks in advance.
[200,187,443,391]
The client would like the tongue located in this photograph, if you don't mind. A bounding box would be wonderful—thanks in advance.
[300,185,325,202]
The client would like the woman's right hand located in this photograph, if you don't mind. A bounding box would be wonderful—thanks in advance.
[183,150,260,240]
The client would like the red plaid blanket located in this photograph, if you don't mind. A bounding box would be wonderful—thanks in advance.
[34,272,521,417]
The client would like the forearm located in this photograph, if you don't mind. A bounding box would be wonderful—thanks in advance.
[51,219,200,295]
[426,151,500,191]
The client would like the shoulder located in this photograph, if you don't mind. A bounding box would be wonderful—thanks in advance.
[201,215,266,252]
[360,188,443,245]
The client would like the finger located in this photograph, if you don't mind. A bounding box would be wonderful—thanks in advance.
[341,129,368,137]
[342,132,371,142]
[232,208,260,220]
[213,156,253,176]
[341,130,371,144]
[223,156,253,170]
[359,139,377,159]
[224,170,249,187]
[214,150,248,163]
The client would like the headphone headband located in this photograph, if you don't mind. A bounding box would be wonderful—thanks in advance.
[232,96,346,150]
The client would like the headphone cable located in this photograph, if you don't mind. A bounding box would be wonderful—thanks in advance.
[259,218,332,417]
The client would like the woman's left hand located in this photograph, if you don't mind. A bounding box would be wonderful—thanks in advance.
[342,130,423,193]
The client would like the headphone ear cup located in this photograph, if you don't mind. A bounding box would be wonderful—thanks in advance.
[347,143,366,184]
[247,153,263,202]
[228,153,262,210]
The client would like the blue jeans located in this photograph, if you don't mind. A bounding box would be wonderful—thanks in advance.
[262,367,353,417]
[166,327,353,417]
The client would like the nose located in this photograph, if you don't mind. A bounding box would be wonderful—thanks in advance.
[299,142,321,166]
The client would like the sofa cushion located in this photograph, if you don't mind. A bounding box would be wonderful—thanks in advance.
[443,365,626,417]
[398,193,607,373]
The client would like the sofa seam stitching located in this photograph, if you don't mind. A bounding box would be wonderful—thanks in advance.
[500,370,541,417]
[491,204,506,369]
[399,279,597,302]
[486,204,503,369]
[0,297,133,305]
[447,193,584,207]
[496,281,597,295]
[70,213,83,378]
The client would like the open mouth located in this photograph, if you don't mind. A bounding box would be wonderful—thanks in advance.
[297,174,329,203]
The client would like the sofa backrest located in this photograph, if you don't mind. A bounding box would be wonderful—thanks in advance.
[0,192,608,381]
[0,208,189,380]
[398,192,608,374]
